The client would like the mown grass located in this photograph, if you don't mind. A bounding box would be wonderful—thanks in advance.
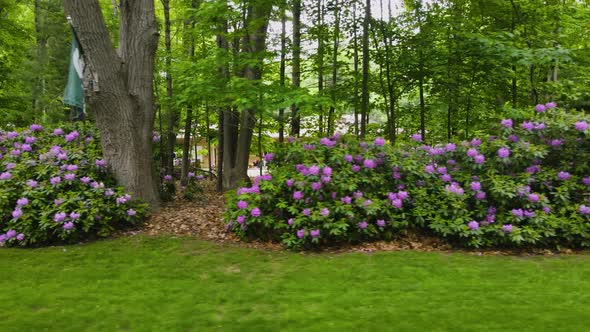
[1,236,589,331]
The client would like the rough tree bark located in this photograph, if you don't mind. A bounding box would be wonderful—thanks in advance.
[63,0,160,207]
[162,0,176,175]
[327,0,340,136]
[317,0,325,135]
[278,4,286,143]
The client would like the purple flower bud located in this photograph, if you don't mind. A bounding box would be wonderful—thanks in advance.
[297,229,305,238]
[310,229,320,238]
[502,224,513,233]
[374,137,385,146]
[501,119,513,128]
[16,233,24,241]
[53,128,64,136]
[468,221,479,230]
[535,104,546,113]
[376,219,386,227]
[54,212,67,222]
[63,222,74,230]
[557,171,571,181]
[293,191,303,200]
[497,147,510,158]
[237,200,248,209]
[358,221,368,229]
[12,208,23,219]
[264,153,274,161]
[575,121,588,131]
[251,208,261,217]
[127,209,137,216]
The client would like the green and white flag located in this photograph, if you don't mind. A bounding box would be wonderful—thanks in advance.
[63,29,85,109]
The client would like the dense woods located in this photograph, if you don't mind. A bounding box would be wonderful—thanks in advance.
[1,0,589,197]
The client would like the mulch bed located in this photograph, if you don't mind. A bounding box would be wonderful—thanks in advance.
[131,180,585,256]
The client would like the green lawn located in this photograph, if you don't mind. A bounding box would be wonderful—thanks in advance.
[1,236,589,332]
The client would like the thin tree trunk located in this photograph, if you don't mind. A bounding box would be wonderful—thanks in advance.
[181,0,199,187]
[360,0,371,138]
[328,0,340,136]
[162,0,175,175]
[278,4,286,143]
[290,0,301,137]
[352,2,360,136]
[34,0,47,121]
[317,0,325,135]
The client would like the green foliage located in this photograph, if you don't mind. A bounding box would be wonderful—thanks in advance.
[226,104,590,249]
[0,123,149,247]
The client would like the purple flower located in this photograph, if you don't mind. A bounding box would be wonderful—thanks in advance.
[344,154,353,162]
[374,137,385,146]
[69,212,81,220]
[424,164,435,174]
[535,104,546,113]
[127,209,137,216]
[237,215,246,224]
[311,182,322,191]
[16,197,29,207]
[358,221,368,229]
[95,159,107,167]
[351,165,361,172]
[308,165,320,176]
[444,183,464,195]
[397,191,409,200]
[5,163,16,170]
[287,218,293,225]
[50,176,61,185]
[66,165,78,172]
[21,144,32,152]
[0,172,11,180]
[80,177,91,184]
[363,199,373,207]
[475,191,487,200]
[498,147,510,158]
[322,166,333,177]
[557,171,571,181]
[57,153,68,160]
[545,102,557,108]
[521,121,534,131]
[501,119,513,128]
[237,200,248,209]
[411,134,422,142]
[319,137,336,147]
[251,208,261,217]
[579,205,590,216]
[534,122,546,130]
[526,165,541,174]
[549,139,563,147]
[341,196,352,204]
[103,189,114,197]
[471,138,482,147]
[263,153,274,162]
[54,198,64,206]
[444,143,456,152]
[502,224,513,233]
[293,191,303,200]
[25,136,37,144]
[363,159,376,169]
[374,219,385,228]
[64,173,76,181]
[470,182,481,191]
[582,177,590,186]
[163,175,173,181]
[302,208,311,216]
[63,222,74,230]
[542,206,551,214]
[285,179,295,187]
[524,210,536,218]
[441,174,452,182]
[528,193,540,203]
[468,221,479,230]
[12,208,23,219]
[30,124,43,131]
[16,233,24,241]
[467,148,478,158]
[507,135,519,143]
[53,128,64,136]
[511,209,524,218]
[310,229,320,238]
[391,199,403,208]
[297,229,306,238]
[54,212,67,222]
[575,121,588,131]
[321,175,331,183]
[65,131,79,142]
[6,230,16,239]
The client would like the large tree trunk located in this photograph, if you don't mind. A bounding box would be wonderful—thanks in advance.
[290,0,301,137]
[64,0,160,207]
[222,1,272,190]
[360,0,370,138]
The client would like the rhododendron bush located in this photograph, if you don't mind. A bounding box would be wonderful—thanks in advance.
[226,104,590,249]
[0,123,148,247]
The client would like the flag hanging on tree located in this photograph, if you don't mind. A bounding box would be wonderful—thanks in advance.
[63,28,85,112]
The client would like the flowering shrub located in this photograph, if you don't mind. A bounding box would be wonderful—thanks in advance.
[226,103,590,249]
[0,123,148,247]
